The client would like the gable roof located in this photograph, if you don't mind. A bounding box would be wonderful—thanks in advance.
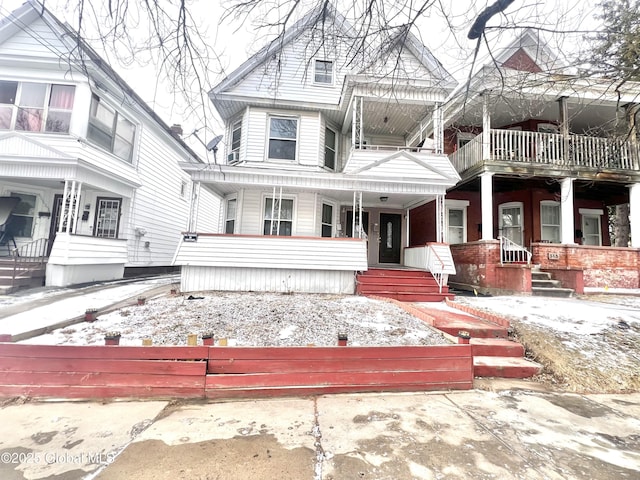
[211,2,456,97]
[492,28,564,73]
[0,0,204,164]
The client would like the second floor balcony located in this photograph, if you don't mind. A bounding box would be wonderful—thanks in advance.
[450,129,640,181]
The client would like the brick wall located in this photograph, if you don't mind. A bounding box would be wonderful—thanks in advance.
[450,241,531,294]
[532,243,640,289]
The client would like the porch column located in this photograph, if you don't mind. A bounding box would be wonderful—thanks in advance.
[433,103,443,154]
[482,93,491,161]
[627,104,640,170]
[480,172,494,240]
[435,194,445,243]
[558,96,570,164]
[560,177,576,244]
[352,96,363,149]
[629,183,640,248]
[59,180,82,234]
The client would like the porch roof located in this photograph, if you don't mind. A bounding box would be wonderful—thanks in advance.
[181,163,455,206]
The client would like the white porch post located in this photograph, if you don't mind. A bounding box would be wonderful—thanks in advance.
[480,172,494,240]
[629,183,640,248]
[482,94,491,161]
[433,103,443,154]
[435,194,445,243]
[59,180,82,234]
[560,177,576,244]
[352,96,363,149]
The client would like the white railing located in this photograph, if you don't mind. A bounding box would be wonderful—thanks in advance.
[10,238,48,283]
[426,244,446,294]
[352,145,436,153]
[452,129,640,173]
[499,236,532,265]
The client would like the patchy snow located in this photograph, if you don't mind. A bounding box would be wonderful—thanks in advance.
[18,292,448,347]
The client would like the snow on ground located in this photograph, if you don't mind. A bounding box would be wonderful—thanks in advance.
[20,292,448,347]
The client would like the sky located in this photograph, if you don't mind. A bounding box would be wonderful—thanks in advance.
[0,0,603,159]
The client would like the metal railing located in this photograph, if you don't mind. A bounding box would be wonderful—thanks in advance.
[451,129,640,173]
[10,238,48,282]
[426,243,446,294]
[498,236,532,265]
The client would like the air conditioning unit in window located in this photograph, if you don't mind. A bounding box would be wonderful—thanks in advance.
[227,152,240,165]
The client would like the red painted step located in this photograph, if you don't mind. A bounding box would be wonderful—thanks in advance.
[357,269,452,303]
[470,338,525,357]
[473,356,542,378]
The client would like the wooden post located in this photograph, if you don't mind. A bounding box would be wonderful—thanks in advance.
[104,333,121,346]
[338,333,348,346]
[218,338,228,346]
[202,334,214,346]
[85,308,98,322]
[142,338,153,346]
[137,297,146,306]
[187,334,198,346]
[0,334,12,342]
[457,331,471,345]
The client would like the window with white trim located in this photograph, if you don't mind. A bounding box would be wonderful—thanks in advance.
[445,200,468,244]
[87,94,136,162]
[8,192,36,237]
[324,127,336,170]
[229,120,242,163]
[94,197,122,238]
[456,132,475,150]
[268,117,297,161]
[540,201,560,243]
[225,198,237,234]
[314,60,334,84]
[321,203,333,237]
[580,208,603,246]
[0,81,75,133]
[264,197,293,236]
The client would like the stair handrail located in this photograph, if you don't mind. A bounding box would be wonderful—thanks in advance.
[11,238,48,281]
[498,236,532,265]
[426,243,446,294]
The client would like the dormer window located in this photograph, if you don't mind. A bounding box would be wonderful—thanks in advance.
[314,60,334,84]
[87,94,136,163]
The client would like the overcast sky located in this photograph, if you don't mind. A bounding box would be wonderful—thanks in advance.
[0,0,602,159]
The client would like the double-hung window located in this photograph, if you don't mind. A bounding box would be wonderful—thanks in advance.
[314,60,334,84]
[324,127,336,170]
[264,197,293,236]
[225,198,237,234]
[268,117,297,161]
[540,201,560,243]
[0,81,75,133]
[87,94,136,162]
[445,200,468,244]
[321,203,333,237]
[228,120,242,164]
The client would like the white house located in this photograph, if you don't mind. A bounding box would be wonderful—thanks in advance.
[174,3,460,296]
[0,1,219,290]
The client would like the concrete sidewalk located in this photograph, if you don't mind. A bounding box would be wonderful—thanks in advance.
[0,275,179,341]
[0,383,638,480]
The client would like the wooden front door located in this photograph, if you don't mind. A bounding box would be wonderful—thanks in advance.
[378,213,401,263]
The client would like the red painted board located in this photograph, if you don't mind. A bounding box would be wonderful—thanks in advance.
[207,345,472,360]
[0,385,205,399]
[0,371,205,388]
[0,344,209,360]
[205,369,473,389]
[207,357,472,375]
[0,358,206,376]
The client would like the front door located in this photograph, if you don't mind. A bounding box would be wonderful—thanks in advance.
[47,194,63,255]
[379,213,401,263]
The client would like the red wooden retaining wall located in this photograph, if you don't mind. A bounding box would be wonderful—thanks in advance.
[0,343,473,400]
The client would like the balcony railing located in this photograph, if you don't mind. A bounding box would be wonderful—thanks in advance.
[450,129,640,174]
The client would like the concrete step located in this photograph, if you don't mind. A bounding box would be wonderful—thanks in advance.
[473,356,542,378]
[531,271,552,281]
[470,338,525,357]
[531,279,561,288]
[532,287,574,298]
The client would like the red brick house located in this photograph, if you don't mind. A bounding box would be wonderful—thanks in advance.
[409,29,640,294]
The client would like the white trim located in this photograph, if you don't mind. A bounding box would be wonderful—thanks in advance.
[581,212,603,246]
[579,208,604,216]
[224,195,237,234]
[261,191,297,236]
[540,200,560,243]
[266,115,299,163]
[499,201,524,245]
[445,199,470,208]
[445,204,467,244]
[320,198,338,238]
[313,59,335,86]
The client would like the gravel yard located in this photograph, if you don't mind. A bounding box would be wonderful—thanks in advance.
[24,291,449,347]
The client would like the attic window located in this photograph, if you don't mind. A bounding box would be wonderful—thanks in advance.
[314,60,334,84]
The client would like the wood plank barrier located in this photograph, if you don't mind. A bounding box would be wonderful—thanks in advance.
[0,343,473,400]
[205,345,474,399]
[0,344,209,399]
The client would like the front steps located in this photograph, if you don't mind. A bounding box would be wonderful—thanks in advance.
[532,269,574,298]
[0,258,45,294]
[357,268,454,302]
[413,304,542,379]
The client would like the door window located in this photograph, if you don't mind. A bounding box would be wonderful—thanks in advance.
[540,201,560,243]
[582,214,602,246]
[499,202,523,245]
